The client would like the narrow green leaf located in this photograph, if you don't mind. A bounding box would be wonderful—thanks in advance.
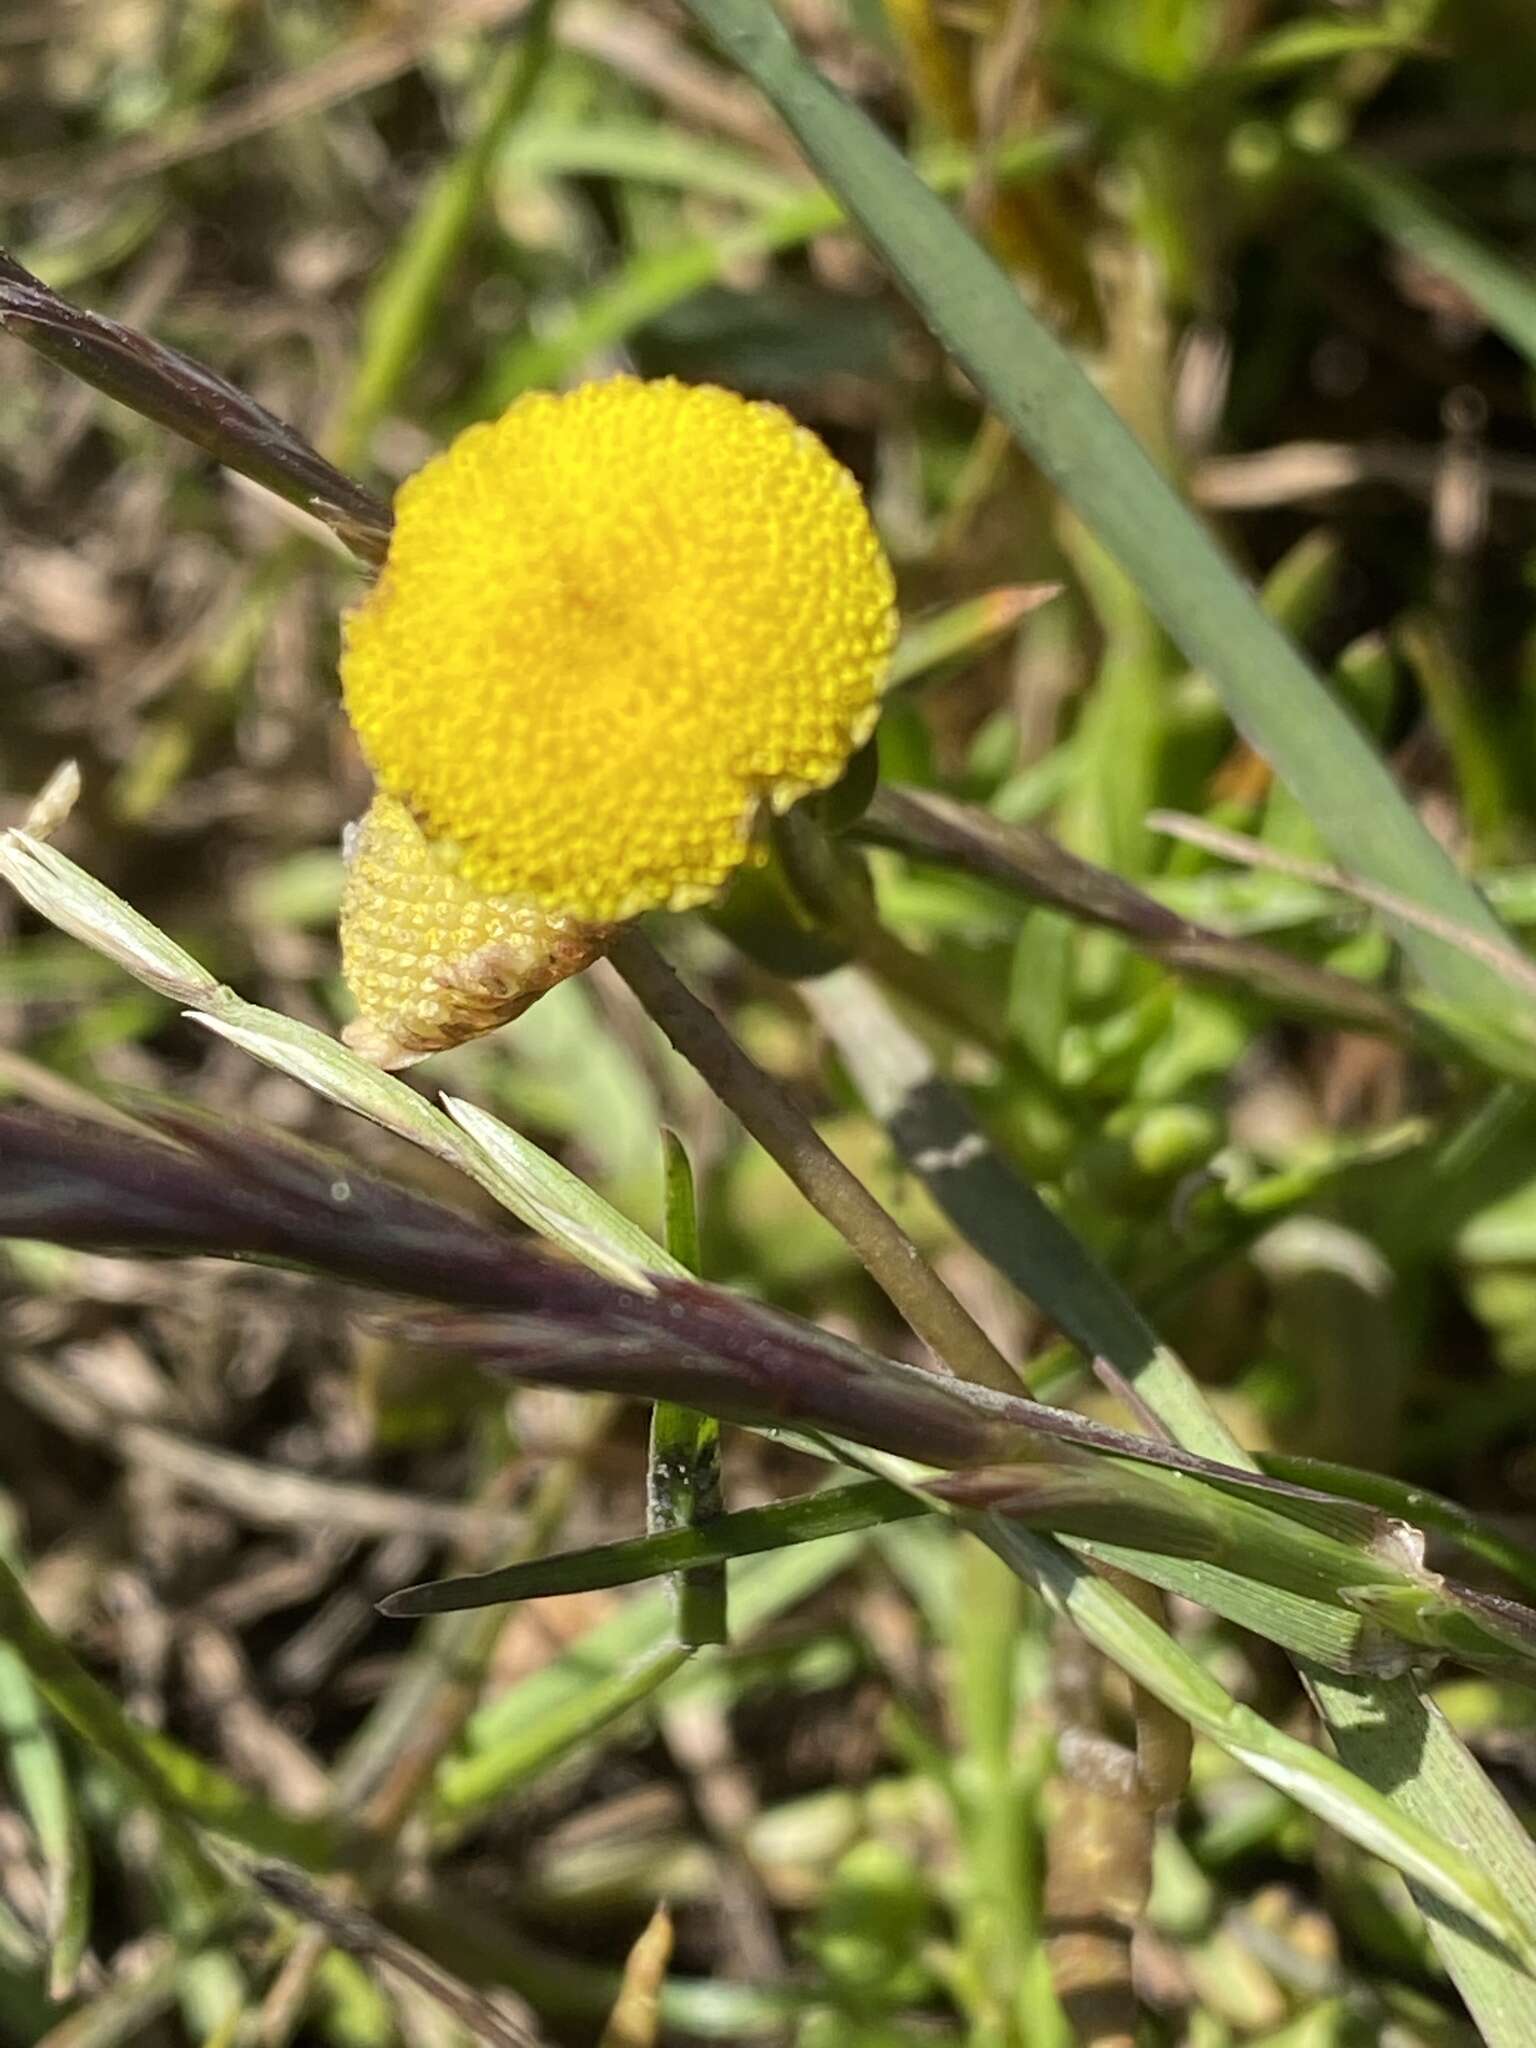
[502,114,801,209]
[889,586,1060,689]
[434,1643,692,1816]
[1326,152,1536,371]
[806,965,1174,1381]
[648,1130,727,1646]
[0,831,221,1007]
[382,1480,922,1615]
[0,1517,90,1999]
[683,0,1524,1032]
[0,824,678,1293]
[978,1515,1536,1972]
[334,0,559,467]
[1311,1665,1536,2045]
[485,125,1083,401]
[1212,17,1427,85]
[0,1554,337,1879]
[441,1093,674,1287]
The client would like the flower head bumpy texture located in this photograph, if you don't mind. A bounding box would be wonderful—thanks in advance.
[339,792,605,1069]
[341,377,897,922]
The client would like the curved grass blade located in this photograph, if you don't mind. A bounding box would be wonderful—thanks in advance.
[888,587,1060,691]
[977,1513,1536,1974]
[11,1086,1536,1676]
[0,1555,339,1878]
[333,0,559,469]
[440,1534,865,1822]
[432,1643,691,1820]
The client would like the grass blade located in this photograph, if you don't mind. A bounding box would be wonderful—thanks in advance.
[485,125,1083,402]
[0,1554,338,1880]
[805,963,1536,2031]
[647,1131,727,1646]
[0,1521,91,1998]
[440,1534,864,1822]
[1325,153,1536,372]
[381,1480,922,1616]
[977,1514,1536,1973]
[441,1094,675,1287]
[333,0,559,468]
[682,0,1525,1032]
[433,1644,692,1819]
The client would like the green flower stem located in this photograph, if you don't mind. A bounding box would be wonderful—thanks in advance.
[648,1130,728,1646]
[607,926,1022,1394]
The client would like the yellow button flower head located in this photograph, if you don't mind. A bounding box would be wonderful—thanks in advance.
[338,376,897,1066]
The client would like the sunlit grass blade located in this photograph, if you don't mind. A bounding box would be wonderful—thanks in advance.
[440,1093,677,1287]
[502,114,801,207]
[438,1534,864,1823]
[382,1480,922,1616]
[384,1450,1536,1675]
[1205,15,1430,86]
[0,821,665,1289]
[804,964,1170,1383]
[0,1554,338,1880]
[0,829,222,1007]
[974,1513,1536,1973]
[433,1643,692,1820]
[888,586,1060,690]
